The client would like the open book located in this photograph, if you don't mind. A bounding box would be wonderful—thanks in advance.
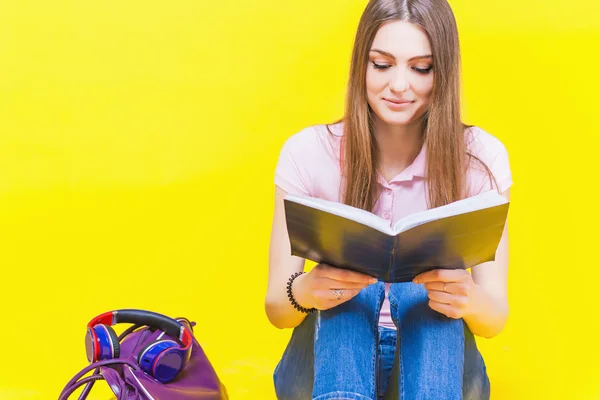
[284,191,509,283]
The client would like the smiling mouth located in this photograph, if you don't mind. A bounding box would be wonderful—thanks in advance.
[384,98,414,104]
[383,98,415,109]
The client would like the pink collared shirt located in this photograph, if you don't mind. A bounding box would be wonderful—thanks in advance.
[275,121,512,329]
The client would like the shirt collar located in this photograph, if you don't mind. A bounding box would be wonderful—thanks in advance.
[376,144,426,186]
[332,121,426,184]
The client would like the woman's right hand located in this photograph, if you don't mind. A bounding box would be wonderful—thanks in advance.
[292,264,378,311]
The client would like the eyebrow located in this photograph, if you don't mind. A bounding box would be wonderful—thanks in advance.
[370,49,432,61]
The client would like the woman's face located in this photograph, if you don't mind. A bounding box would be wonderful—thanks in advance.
[366,20,434,127]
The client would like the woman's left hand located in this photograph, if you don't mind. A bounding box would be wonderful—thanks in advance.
[413,269,480,319]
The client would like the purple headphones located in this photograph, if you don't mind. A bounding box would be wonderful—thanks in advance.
[86,309,193,383]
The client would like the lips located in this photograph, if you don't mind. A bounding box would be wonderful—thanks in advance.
[383,98,415,111]
[384,98,413,104]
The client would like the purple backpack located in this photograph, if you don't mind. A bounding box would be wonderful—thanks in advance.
[60,309,228,400]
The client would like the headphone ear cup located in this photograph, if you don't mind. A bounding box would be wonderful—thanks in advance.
[138,340,184,383]
[106,325,120,358]
[91,325,120,361]
[137,339,162,373]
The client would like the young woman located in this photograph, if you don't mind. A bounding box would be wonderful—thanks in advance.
[265,1,512,399]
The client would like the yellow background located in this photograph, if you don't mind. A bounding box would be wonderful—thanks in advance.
[1,0,599,399]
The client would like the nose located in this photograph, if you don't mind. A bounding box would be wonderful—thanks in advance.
[389,69,409,93]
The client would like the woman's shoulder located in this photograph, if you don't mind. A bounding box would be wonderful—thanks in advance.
[280,121,343,157]
[286,121,343,141]
[465,125,509,158]
[464,125,513,194]
[275,122,343,196]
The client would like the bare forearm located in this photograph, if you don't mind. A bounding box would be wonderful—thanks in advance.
[265,275,309,329]
[265,296,307,329]
[463,284,509,338]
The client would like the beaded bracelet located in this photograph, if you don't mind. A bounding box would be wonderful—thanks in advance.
[286,272,316,314]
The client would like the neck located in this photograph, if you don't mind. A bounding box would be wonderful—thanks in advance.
[373,117,424,180]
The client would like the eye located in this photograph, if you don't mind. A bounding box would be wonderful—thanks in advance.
[413,65,433,74]
[372,61,392,70]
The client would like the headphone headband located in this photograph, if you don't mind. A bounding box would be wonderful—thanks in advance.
[87,309,193,348]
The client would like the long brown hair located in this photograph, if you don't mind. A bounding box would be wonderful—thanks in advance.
[336,0,495,211]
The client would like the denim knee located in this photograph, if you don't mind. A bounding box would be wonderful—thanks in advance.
[273,314,316,400]
[463,326,490,400]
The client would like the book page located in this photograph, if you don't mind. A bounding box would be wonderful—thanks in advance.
[285,194,394,235]
[392,190,508,234]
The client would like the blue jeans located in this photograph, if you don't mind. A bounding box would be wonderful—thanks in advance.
[377,326,396,399]
[273,282,490,399]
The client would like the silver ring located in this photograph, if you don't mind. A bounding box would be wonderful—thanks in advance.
[332,289,344,300]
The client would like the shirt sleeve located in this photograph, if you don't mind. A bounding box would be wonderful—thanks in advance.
[274,128,316,196]
[468,127,513,195]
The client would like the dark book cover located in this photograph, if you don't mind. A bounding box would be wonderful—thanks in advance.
[284,194,509,282]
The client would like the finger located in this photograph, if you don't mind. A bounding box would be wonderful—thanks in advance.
[427,290,452,304]
[413,269,470,284]
[424,282,469,296]
[318,278,372,290]
[320,265,377,285]
[424,282,446,292]
[328,288,361,301]
[428,300,462,319]
[427,290,469,308]
[315,288,362,304]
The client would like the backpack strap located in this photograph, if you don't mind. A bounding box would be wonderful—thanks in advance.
[59,359,140,400]
[76,366,99,400]
[58,374,104,400]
